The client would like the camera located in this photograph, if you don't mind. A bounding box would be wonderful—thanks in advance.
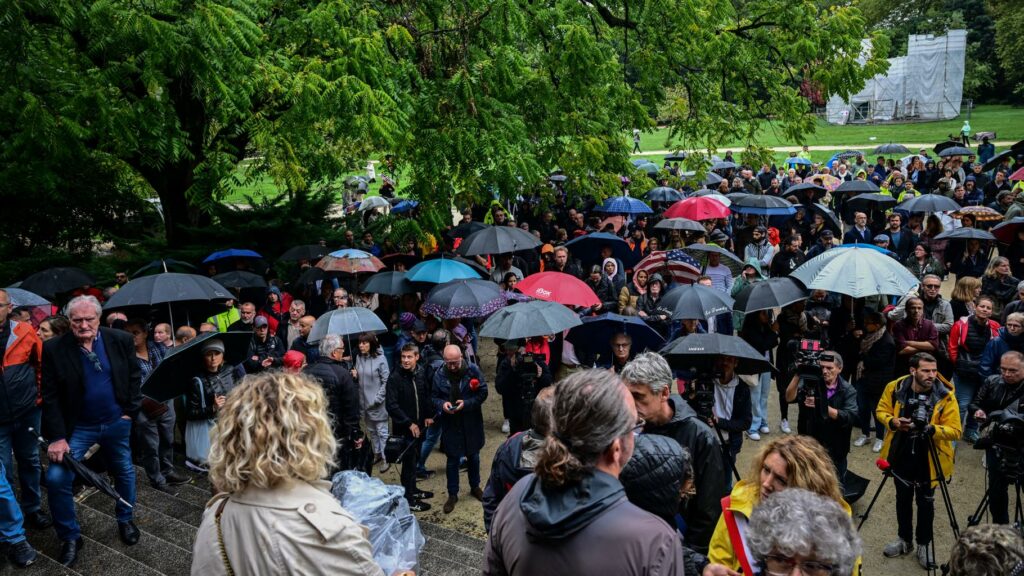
[684,369,718,425]
[903,393,934,436]
[794,339,830,421]
[976,408,1024,479]
[513,352,541,428]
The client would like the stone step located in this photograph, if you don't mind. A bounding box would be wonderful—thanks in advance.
[418,550,481,576]
[74,506,191,576]
[79,490,197,555]
[0,551,84,576]
[21,528,163,576]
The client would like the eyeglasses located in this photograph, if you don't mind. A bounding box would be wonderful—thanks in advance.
[630,418,646,436]
[83,351,102,372]
[762,554,834,576]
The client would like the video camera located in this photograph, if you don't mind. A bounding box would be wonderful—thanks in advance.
[794,339,830,421]
[976,407,1024,480]
[684,369,719,425]
[907,393,934,432]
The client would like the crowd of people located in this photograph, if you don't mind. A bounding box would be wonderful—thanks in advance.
[0,140,1022,574]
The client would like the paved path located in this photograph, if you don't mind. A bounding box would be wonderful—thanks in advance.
[635,142,1016,155]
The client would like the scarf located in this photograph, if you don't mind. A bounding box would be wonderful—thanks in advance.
[856,326,886,380]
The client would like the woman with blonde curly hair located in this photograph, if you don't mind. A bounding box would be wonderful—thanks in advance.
[705,435,853,576]
[190,371,386,576]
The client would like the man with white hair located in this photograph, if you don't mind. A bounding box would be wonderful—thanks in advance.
[621,352,729,553]
[42,296,142,567]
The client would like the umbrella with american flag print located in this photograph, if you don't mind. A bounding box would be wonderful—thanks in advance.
[633,249,702,285]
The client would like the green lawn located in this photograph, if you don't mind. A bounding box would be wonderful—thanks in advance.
[636,104,1024,154]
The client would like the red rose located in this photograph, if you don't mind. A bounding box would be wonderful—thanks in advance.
[469,378,480,391]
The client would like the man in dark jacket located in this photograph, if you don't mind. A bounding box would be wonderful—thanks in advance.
[288,315,319,364]
[303,334,362,469]
[0,289,51,532]
[853,309,897,453]
[785,350,859,481]
[416,330,449,478]
[42,296,143,566]
[621,352,729,554]
[769,235,806,278]
[483,387,554,532]
[386,343,434,512]
[495,340,553,435]
[244,315,284,373]
[969,350,1024,525]
[432,345,488,514]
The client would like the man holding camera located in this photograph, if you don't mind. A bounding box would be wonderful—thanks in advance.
[969,350,1024,525]
[876,352,961,568]
[495,340,552,436]
[784,350,858,481]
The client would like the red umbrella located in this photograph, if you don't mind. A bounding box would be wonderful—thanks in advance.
[1010,166,1024,181]
[664,197,731,221]
[516,272,600,308]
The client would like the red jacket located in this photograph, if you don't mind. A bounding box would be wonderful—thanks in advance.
[948,316,1000,364]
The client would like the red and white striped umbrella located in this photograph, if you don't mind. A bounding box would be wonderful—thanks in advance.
[634,249,701,285]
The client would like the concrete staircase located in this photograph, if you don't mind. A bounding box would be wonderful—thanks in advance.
[1,461,485,576]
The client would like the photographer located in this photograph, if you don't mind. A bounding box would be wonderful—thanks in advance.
[495,340,553,435]
[969,350,1024,525]
[784,350,858,481]
[876,352,961,569]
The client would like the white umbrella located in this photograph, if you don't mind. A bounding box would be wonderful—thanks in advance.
[790,246,919,298]
[358,196,391,211]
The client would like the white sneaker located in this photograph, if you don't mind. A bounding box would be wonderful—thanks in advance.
[501,419,510,434]
[872,439,884,453]
[780,419,792,434]
[759,425,770,435]
[747,431,761,441]
[854,434,869,447]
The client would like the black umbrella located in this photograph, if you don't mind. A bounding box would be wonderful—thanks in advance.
[309,307,387,343]
[457,226,541,256]
[872,143,910,155]
[665,152,687,162]
[359,271,416,296]
[786,182,828,199]
[131,259,198,278]
[446,221,488,240]
[934,227,996,241]
[212,271,267,290]
[981,149,1023,172]
[938,146,973,158]
[104,273,233,309]
[654,217,706,233]
[992,217,1024,244]
[702,172,724,187]
[31,429,133,509]
[711,161,737,171]
[846,193,898,212]
[479,300,581,340]
[421,279,505,319]
[834,180,880,195]
[933,140,962,155]
[279,245,329,262]
[733,277,807,313]
[564,232,637,269]
[683,244,744,275]
[380,253,421,270]
[662,284,734,320]
[808,203,843,235]
[295,266,326,286]
[566,313,666,359]
[141,331,252,402]
[896,194,962,213]
[646,187,685,203]
[661,333,775,375]
[20,267,96,299]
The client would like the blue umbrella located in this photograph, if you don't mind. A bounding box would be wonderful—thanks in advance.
[566,313,666,358]
[631,158,651,167]
[785,157,812,166]
[202,249,262,264]
[5,288,50,308]
[391,200,419,214]
[594,195,654,215]
[406,258,481,284]
[564,232,637,269]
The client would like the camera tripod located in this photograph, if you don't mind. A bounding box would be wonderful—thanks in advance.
[858,433,960,576]
[965,449,1024,537]
[711,423,742,482]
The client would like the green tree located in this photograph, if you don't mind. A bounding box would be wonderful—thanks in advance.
[1,0,404,250]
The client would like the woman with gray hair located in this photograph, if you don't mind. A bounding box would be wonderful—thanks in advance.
[948,523,1024,576]
[747,488,862,576]
[484,369,684,576]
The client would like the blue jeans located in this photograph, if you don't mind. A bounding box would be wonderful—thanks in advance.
[46,418,136,541]
[445,450,480,497]
[855,380,885,439]
[0,460,26,545]
[0,407,43,514]
[953,373,980,437]
[417,424,442,473]
[748,371,771,433]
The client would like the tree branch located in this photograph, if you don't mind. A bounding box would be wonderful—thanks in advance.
[579,0,638,29]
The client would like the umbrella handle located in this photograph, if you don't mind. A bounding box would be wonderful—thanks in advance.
[30,428,101,461]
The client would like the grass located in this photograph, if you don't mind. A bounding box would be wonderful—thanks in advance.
[635,104,1024,154]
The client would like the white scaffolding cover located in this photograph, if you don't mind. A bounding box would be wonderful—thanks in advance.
[826,30,967,124]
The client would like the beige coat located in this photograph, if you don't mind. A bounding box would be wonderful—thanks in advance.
[191,480,386,576]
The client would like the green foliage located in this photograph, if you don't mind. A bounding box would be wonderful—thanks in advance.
[991,0,1024,98]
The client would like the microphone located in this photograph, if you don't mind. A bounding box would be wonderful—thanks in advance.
[875,458,891,472]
